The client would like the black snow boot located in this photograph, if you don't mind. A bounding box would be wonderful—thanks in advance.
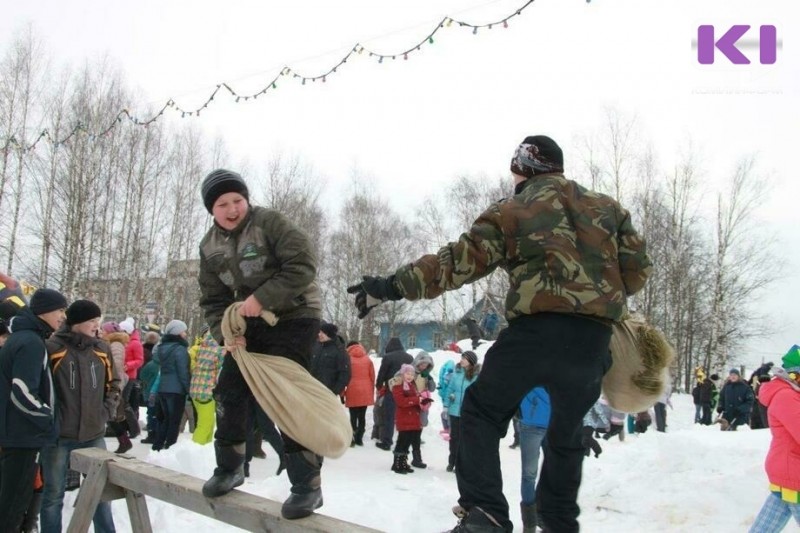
[400,454,415,473]
[450,506,505,532]
[411,449,427,469]
[202,441,245,497]
[391,454,406,474]
[520,502,537,533]
[354,429,364,446]
[281,451,323,519]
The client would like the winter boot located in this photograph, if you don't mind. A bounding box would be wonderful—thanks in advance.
[391,454,406,474]
[281,451,323,519]
[520,502,537,533]
[114,433,133,454]
[21,491,42,533]
[202,441,246,497]
[411,449,427,469]
[450,506,505,532]
[354,429,364,446]
[400,454,415,474]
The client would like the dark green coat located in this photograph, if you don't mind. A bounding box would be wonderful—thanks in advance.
[199,206,322,344]
[395,174,652,322]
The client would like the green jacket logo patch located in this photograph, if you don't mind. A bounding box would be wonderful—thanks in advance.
[241,243,259,259]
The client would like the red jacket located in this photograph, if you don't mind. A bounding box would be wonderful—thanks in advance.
[759,376,800,491]
[392,380,422,431]
[344,344,375,408]
[124,330,144,380]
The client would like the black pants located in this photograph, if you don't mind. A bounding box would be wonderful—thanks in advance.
[393,429,421,456]
[455,313,612,533]
[245,403,285,463]
[379,392,396,446]
[654,402,667,432]
[214,317,320,454]
[700,403,713,425]
[349,406,367,439]
[154,392,187,449]
[448,415,462,468]
[0,447,38,533]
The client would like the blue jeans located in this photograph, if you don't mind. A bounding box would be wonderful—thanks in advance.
[40,436,116,533]
[749,492,800,532]
[519,424,547,504]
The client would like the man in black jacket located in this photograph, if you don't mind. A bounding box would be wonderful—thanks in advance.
[309,323,351,395]
[0,287,67,531]
[374,337,412,450]
[717,368,755,431]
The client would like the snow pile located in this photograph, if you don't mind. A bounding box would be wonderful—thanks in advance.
[62,344,770,532]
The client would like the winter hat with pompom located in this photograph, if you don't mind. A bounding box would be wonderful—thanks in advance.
[119,317,135,334]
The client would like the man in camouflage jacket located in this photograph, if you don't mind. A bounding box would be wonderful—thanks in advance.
[348,135,652,533]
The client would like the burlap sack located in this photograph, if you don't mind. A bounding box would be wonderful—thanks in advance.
[221,304,352,458]
[603,316,674,413]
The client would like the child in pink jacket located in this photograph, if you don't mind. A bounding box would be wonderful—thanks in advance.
[749,345,800,532]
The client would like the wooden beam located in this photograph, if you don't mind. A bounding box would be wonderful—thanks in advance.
[70,448,379,533]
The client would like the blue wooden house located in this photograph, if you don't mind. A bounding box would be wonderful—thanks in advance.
[377,320,450,353]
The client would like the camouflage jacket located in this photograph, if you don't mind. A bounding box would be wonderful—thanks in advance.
[394,174,652,322]
[199,206,322,344]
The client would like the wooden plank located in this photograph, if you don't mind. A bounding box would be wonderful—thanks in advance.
[66,458,109,533]
[125,490,153,533]
[70,448,379,533]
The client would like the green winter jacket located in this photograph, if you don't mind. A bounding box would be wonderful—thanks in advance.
[199,206,322,344]
[395,174,652,322]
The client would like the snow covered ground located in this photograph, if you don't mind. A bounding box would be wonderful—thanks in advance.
[63,342,775,532]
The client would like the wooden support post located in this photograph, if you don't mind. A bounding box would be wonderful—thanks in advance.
[66,458,110,533]
[125,490,153,533]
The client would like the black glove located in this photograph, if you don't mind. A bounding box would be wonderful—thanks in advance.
[346,275,403,319]
[420,397,434,405]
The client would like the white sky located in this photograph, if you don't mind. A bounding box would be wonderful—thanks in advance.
[4,0,798,366]
[62,347,779,532]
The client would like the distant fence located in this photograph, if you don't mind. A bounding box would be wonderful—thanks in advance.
[68,448,380,533]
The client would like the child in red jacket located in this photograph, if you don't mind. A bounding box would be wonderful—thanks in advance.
[749,345,800,532]
[391,364,432,474]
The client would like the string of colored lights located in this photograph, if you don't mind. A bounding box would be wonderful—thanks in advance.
[1,0,535,152]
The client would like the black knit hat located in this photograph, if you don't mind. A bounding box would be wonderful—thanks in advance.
[510,135,564,178]
[29,288,68,316]
[462,350,478,366]
[201,169,250,213]
[320,322,338,339]
[65,299,102,326]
